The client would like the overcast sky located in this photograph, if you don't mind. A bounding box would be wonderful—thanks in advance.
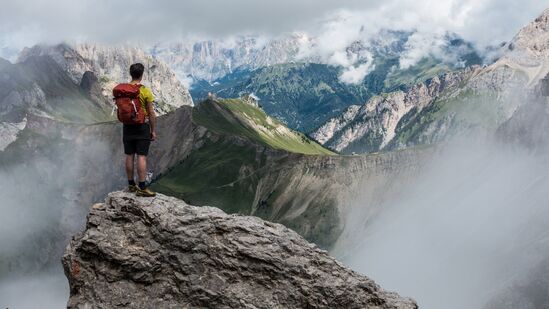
[1,1,546,43]
[0,0,546,67]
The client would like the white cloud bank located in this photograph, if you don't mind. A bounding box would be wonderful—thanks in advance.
[0,1,546,82]
[340,62,376,84]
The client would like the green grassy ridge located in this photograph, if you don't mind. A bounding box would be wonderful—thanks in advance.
[154,98,343,248]
[383,58,452,91]
[151,136,341,249]
[152,138,261,214]
[385,89,507,149]
[192,98,335,155]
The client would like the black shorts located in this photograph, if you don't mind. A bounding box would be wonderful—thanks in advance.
[123,123,151,156]
[123,139,151,156]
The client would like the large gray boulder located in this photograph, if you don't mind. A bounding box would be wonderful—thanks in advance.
[63,191,416,309]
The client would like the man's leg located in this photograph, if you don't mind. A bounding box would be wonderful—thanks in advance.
[125,154,135,181]
[124,138,138,191]
[134,137,155,197]
[125,154,138,192]
[136,155,147,185]
[136,154,156,197]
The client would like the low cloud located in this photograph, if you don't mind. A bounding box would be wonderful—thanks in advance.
[0,1,546,84]
[0,1,545,50]
[336,139,549,308]
[398,32,447,69]
[339,62,375,84]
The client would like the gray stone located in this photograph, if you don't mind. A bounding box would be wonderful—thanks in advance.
[63,191,417,309]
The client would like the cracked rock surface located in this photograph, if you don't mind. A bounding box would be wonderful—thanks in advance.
[63,191,416,309]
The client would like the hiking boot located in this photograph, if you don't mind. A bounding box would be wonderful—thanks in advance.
[136,187,156,197]
[128,185,139,193]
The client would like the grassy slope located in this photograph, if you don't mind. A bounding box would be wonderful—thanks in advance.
[43,96,113,124]
[152,135,341,248]
[153,138,262,214]
[383,58,452,91]
[153,98,339,248]
[193,98,335,155]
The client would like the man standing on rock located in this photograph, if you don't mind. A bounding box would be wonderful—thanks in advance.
[113,63,157,197]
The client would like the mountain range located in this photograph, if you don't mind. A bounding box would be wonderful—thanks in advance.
[311,8,549,154]
[153,30,483,132]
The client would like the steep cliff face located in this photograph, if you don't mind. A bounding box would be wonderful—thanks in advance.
[311,55,529,154]
[150,35,305,82]
[63,191,417,309]
[495,74,549,150]
[503,8,549,69]
[19,43,193,113]
[484,257,549,309]
[0,54,114,156]
[311,67,479,153]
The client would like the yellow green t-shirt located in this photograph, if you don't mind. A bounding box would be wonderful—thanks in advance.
[138,86,154,116]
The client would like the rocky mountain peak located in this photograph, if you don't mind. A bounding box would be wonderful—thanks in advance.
[63,191,416,308]
[19,43,193,113]
[499,8,549,78]
[149,35,304,82]
[311,66,479,153]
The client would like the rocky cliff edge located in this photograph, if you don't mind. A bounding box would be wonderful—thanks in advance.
[63,191,416,309]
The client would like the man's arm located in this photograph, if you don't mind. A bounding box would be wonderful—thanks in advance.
[146,101,157,141]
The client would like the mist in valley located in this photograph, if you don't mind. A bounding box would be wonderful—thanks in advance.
[0,267,68,309]
[0,133,120,308]
[336,127,549,308]
[0,163,71,308]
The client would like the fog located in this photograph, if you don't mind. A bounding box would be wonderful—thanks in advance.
[0,162,72,308]
[335,137,549,308]
[0,127,123,308]
[0,267,68,309]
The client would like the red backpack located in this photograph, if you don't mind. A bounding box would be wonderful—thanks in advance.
[113,83,146,124]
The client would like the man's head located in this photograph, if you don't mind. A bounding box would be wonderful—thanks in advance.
[130,63,145,81]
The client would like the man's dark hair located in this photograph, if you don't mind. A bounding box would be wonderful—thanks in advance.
[130,63,145,80]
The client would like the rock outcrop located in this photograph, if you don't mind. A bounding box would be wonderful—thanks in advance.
[311,67,480,153]
[63,191,417,309]
[19,43,194,113]
[150,35,306,82]
[503,8,549,68]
